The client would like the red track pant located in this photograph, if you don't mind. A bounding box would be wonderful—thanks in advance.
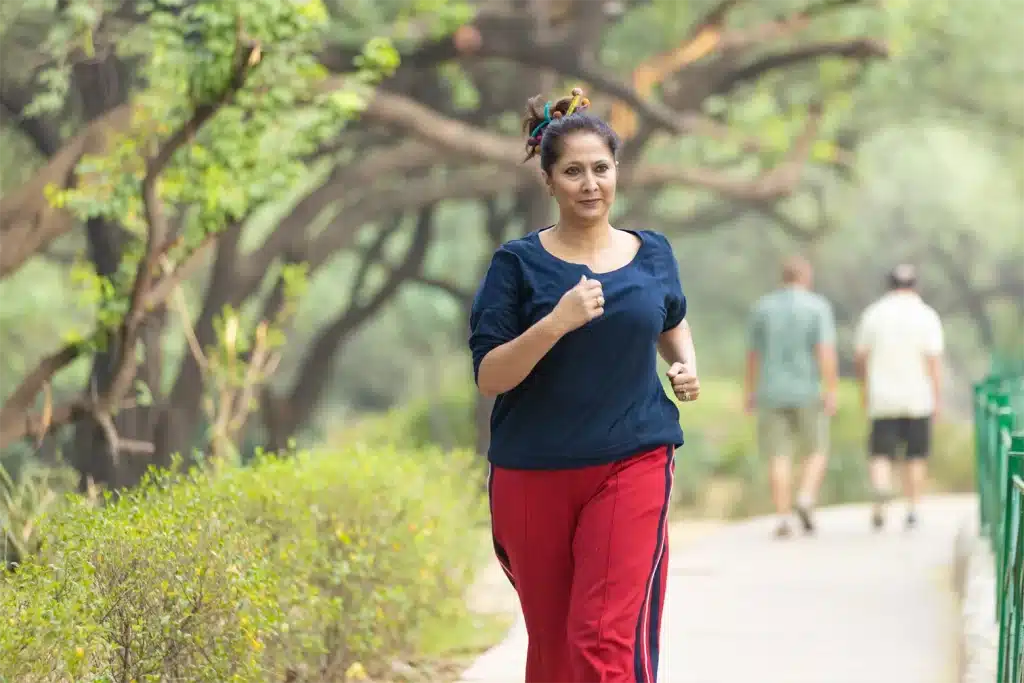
[488,446,674,683]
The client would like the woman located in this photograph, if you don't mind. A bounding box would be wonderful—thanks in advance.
[468,88,700,683]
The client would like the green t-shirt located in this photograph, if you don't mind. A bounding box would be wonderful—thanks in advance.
[748,287,836,408]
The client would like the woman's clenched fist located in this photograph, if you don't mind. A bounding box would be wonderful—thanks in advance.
[550,275,605,334]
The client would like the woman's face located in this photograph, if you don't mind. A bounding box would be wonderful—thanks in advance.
[545,132,617,224]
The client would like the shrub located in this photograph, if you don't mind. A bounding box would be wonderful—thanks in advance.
[1,459,84,568]
[216,444,486,680]
[338,386,477,453]
[0,443,486,682]
[1,467,278,683]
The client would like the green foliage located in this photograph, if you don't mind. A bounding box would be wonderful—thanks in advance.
[0,256,94,404]
[0,443,486,682]
[0,459,83,568]
[45,0,399,357]
[327,0,474,48]
[339,384,478,454]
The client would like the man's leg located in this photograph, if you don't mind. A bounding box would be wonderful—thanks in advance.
[901,416,933,528]
[759,409,794,537]
[489,465,578,683]
[868,418,899,530]
[793,405,830,533]
[567,446,674,683]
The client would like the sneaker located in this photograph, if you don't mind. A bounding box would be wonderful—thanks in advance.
[795,504,816,534]
[871,506,885,531]
[905,511,918,530]
[774,521,792,539]
[871,490,891,532]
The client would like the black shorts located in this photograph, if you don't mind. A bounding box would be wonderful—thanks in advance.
[869,417,932,460]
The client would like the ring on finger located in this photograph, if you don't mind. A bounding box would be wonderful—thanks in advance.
[597,296,605,307]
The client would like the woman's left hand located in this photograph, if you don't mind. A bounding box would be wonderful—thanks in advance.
[667,362,700,403]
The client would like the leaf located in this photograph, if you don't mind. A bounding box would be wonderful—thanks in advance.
[134,380,153,407]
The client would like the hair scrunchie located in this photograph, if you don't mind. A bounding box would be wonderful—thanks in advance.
[527,101,553,148]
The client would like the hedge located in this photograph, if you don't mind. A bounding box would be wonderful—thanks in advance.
[0,442,486,682]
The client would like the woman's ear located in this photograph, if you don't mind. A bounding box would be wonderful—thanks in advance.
[541,171,553,196]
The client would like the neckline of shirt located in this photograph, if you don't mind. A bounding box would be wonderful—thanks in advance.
[530,226,646,276]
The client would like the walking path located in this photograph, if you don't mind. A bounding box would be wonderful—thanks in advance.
[459,494,974,683]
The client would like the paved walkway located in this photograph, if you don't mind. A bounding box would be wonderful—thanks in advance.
[459,494,974,683]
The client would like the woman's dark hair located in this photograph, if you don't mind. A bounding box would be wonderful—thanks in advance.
[522,87,620,175]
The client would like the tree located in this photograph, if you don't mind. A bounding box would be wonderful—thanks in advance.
[0,0,404,483]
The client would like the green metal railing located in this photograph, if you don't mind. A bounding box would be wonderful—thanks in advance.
[999,454,1024,683]
[974,365,1024,683]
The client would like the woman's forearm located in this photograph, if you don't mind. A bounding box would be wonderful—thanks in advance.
[657,319,697,374]
[477,314,567,398]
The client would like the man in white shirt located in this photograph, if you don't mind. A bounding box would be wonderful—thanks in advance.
[854,264,944,530]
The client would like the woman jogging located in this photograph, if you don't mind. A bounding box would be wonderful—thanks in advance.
[468,87,701,683]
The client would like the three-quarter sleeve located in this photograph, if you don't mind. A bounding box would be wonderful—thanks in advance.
[659,235,687,332]
[468,247,523,383]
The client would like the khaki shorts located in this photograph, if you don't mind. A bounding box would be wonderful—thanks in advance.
[757,406,829,459]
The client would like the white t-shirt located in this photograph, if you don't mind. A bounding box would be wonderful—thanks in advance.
[854,292,944,419]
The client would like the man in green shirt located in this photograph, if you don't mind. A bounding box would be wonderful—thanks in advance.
[744,256,839,538]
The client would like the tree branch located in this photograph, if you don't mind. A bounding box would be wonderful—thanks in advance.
[409,274,473,308]
[0,105,132,279]
[102,39,261,415]
[241,140,438,285]
[717,39,888,94]
[263,204,438,446]
[0,38,262,452]
[0,80,65,156]
[619,199,749,237]
[289,166,525,271]
[361,86,822,200]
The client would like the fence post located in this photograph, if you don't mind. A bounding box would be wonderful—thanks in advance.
[978,381,993,533]
[990,390,1011,536]
[999,448,1023,683]
[997,404,1016,608]
[1009,433,1024,683]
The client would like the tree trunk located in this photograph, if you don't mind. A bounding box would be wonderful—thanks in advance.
[64,55,169,490]
[71,218,167,489]
[151,222,247,466]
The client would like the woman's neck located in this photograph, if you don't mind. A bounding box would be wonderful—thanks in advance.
[551,219,613,252]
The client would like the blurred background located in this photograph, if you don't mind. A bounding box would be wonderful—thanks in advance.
[0,0,1022,678]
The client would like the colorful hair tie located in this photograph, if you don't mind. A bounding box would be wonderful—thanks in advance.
[566,87,586,116]
[566,94,582,116]
[529,101,553,138]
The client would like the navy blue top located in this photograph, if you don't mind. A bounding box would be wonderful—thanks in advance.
[468,227,687,470]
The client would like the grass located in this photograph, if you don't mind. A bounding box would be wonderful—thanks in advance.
[418,609,515,662]
[399,524,514,682]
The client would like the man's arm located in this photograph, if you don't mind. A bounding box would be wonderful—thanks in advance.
[854,348,869,411]
[744,350,760,413]
[744,307,763,413]
[925,355,943,417]
[815,301,839,414]
[853,311,870,411]
[924,310,945,416]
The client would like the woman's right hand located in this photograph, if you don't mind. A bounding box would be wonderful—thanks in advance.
[550,275,604,334]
